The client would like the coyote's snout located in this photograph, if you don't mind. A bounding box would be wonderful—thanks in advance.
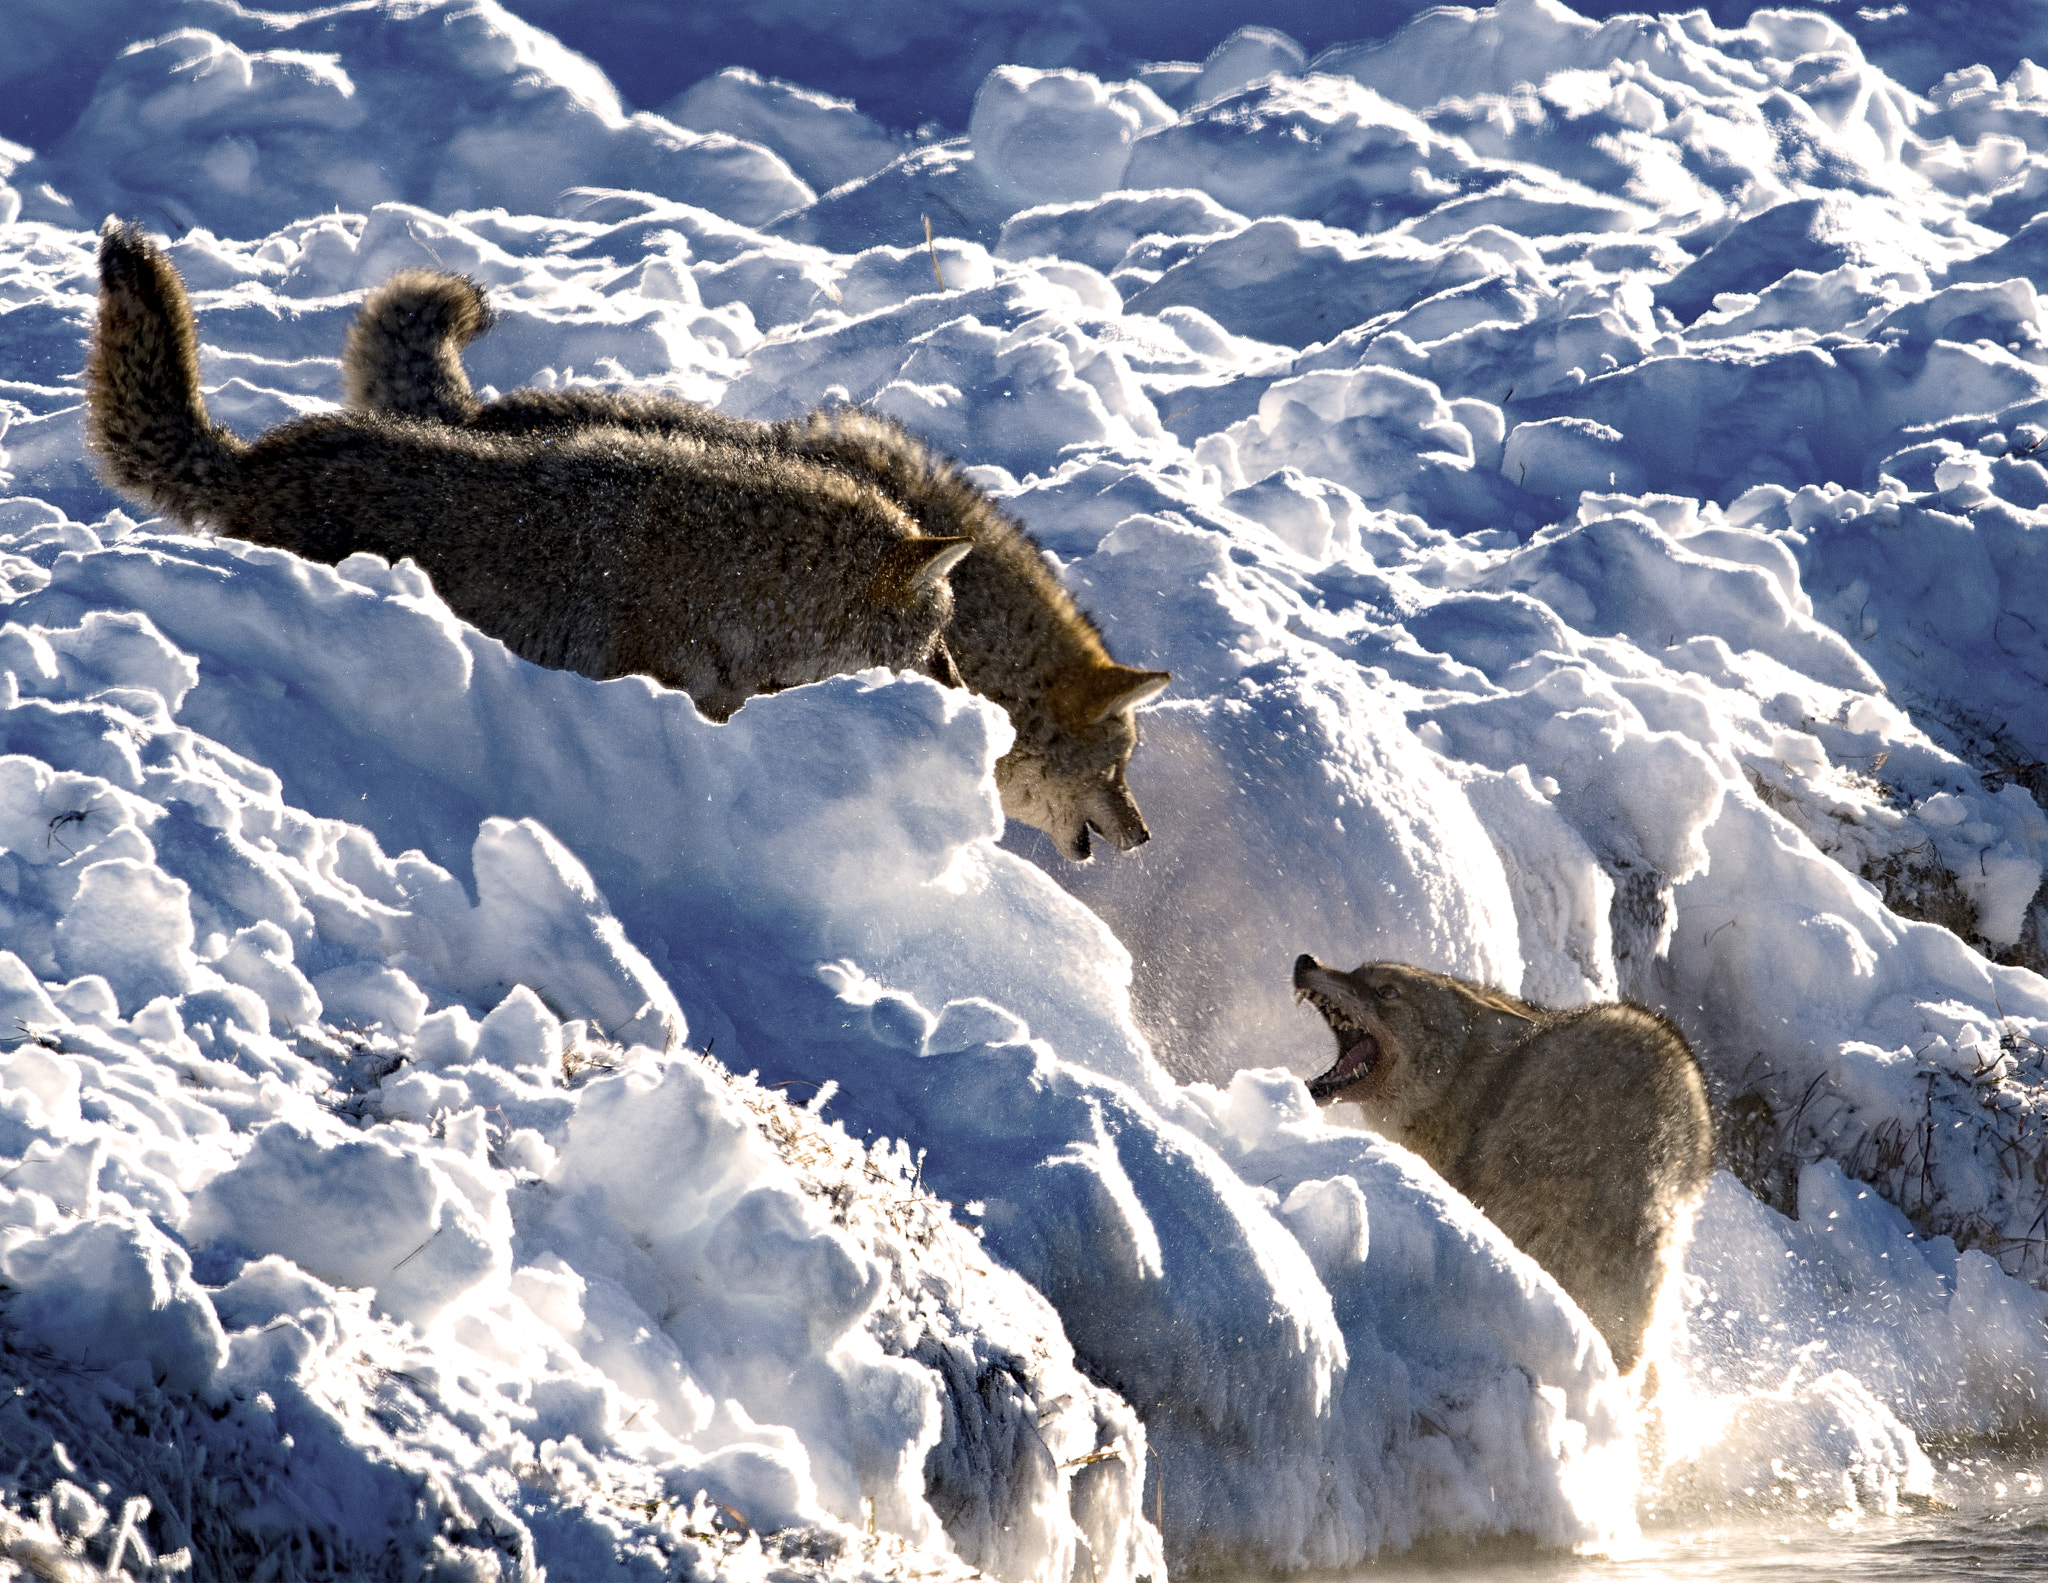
[339,269,1171,858]
[85,225,969,722]
[1293,954,1713,1374]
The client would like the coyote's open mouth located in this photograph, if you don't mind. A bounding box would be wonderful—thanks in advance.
[1302,996,1382,1098]
[1293,955,1383,1099]
[1306,1025,1381,1098]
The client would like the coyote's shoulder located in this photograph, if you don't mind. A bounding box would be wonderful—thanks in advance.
[342,268,1170,858]
[86,227,968,722]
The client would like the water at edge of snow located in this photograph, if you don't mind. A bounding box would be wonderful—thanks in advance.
[1333,1448,2048,1582]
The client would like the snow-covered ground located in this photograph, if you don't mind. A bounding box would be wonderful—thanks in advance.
[6,0,2048,1577]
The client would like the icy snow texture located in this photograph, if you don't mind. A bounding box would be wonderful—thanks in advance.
[9,0,2048,1575]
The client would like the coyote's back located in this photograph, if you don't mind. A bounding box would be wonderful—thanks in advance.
[84,225,972,721]
[340,267,1172,857]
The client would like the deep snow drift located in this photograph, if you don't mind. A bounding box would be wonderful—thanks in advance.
[6,0,2048,1577]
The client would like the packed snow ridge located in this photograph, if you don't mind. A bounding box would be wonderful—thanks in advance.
[7,0,2048,1577]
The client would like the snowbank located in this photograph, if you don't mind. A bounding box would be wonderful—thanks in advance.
[0,507,1635,1575]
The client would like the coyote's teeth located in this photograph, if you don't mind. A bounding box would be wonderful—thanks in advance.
[1294,988,1307,1006]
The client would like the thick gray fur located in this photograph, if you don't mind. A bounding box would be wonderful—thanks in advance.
[1292,954,1714,1374]
[86,228,970,722]
[340,270,1172,859]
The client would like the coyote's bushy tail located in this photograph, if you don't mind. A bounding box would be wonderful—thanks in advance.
[85,222,245,523]
[341,269,493,424]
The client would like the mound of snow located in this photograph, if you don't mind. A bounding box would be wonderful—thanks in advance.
[28,1,814,238]
[971,68,1175,210]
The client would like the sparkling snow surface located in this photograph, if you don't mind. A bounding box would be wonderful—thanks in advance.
[5,0,2048,1578]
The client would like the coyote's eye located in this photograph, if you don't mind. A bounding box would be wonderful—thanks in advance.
[1375,984,1399,1001]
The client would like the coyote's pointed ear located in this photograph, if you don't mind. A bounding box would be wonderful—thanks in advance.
[1052,663,1171,728]
[871,536,972,606]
